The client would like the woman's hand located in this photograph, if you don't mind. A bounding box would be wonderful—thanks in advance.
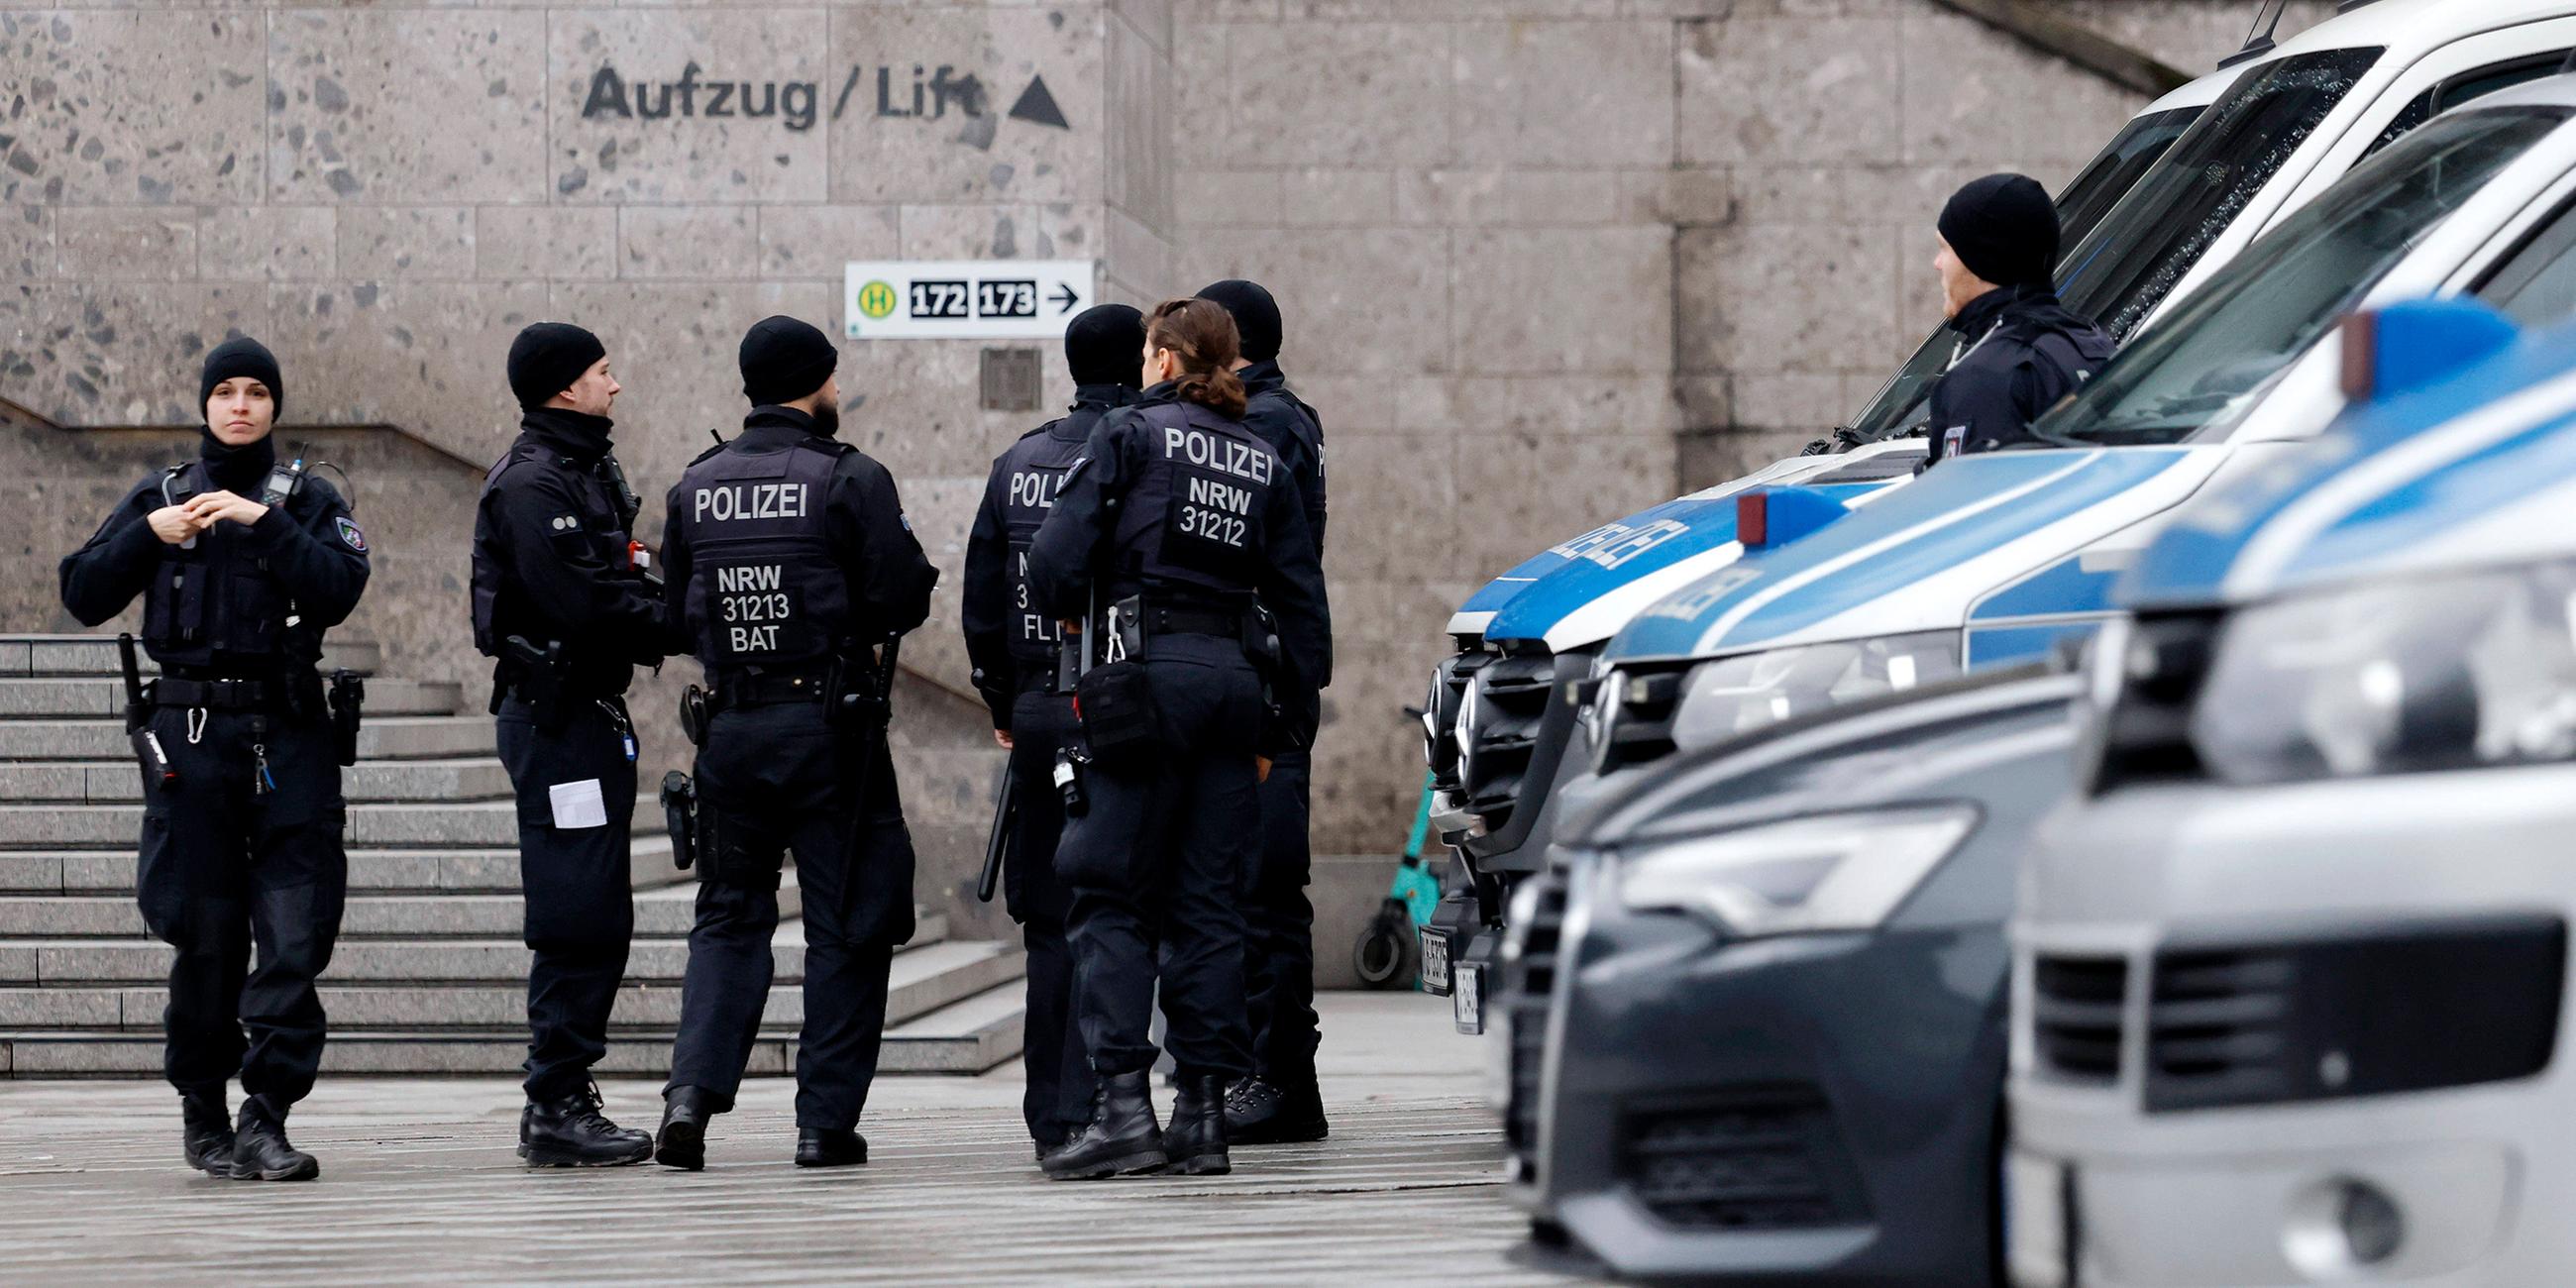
[994,728,1015,750]
[1256,755,1273,785]
[146,505,207,545]
[185,489,269,528]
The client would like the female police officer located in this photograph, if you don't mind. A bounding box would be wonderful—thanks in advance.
[59,338,371,1182]
[1024,299,1329,1180]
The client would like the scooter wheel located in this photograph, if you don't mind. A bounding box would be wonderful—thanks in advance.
[1351,906,1418,990]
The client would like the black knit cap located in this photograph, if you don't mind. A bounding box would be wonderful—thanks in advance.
[506,322,607,411]
[1064,303,1146,388]
[1196,279,1282,364]
[739,315,839,405]
[200,336,283,416]
[1938,173,2060,290]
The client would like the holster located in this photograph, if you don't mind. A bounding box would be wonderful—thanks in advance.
[499,636,571,733]
[679,684,710,748]
[824,654,891,735]
[659,770,697,871]
[327,669,366,766]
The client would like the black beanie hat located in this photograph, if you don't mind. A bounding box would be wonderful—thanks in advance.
[739,315,839,406]
[1064,303,1146,388]
[1196,279,1282,364]
[506,322,606,411]
[1938,173,2060,290]
[200,336,283,417]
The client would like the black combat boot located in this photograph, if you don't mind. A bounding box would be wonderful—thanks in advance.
[180,1088,235,1176]
[1163,1074,1232,1176]
[655,1086,716,1172]
[1041,1070,1165,1180]
[229,1095,319,1182]
[519,1081,652,1167]
[1224,1075,1330,1145]
[794,1128,868,1168]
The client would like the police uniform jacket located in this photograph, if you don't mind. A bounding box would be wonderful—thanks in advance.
[662,404,936,682]
[1925,283,2115,464]
[1023,385,1331,709]
[470,408,669,698]
[961,382,1129,727]
[60,448,370,677]
[1237,362,1326,556]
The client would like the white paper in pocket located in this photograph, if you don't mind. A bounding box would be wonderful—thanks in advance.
[548,779,608,829]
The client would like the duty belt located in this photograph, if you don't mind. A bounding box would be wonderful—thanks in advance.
[1139,604,1242,639]
[151,676,280,709]
[710,671,830,711]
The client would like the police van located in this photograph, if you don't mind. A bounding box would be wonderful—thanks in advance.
[1429,0,2576,1025]
[2007,298,2576,1287]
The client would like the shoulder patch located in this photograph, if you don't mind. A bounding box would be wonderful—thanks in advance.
[334,516,368,552]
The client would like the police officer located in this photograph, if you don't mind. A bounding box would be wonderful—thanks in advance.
[1195,279,1331,1145]
[653,315,937,1170]
[962,303,1145,1159]
[1026,298,1329,1181]
[471,322,670,1166]
[59,338,370,1181]
[1924,173,2115,463]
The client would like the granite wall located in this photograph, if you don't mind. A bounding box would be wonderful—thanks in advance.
[4,0,2321,869]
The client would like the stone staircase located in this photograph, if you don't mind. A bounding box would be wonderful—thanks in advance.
[0,635,1025,1079]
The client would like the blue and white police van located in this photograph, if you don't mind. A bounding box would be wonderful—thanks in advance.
[2007,298,2576,1288]
[1427,0,2576,1028]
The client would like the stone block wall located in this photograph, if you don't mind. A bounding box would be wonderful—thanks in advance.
[5,0,2330,868]
[1162,0,2314,851]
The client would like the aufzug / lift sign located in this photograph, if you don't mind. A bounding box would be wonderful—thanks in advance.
[843,260,1096,340]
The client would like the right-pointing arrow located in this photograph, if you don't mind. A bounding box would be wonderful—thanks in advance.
[1051,283,1079,314]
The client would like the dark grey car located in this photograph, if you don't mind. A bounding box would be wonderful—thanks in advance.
[1507,670,2081,1284]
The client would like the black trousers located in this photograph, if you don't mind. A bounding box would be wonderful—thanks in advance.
[496,695,637,1102]
[1244,740,1320,1087]
[665,700,914,1130]
[1004,686,1092,1148]
[1058,635,1261,1081]
[135,704,346,1108]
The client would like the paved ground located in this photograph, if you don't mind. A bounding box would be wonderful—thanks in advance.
[0,993,1590,1284]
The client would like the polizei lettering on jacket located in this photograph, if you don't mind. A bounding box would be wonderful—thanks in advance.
[1008,469,1064,510]
[714,563,794,653]
[1161,427,1274,484]
[693,482,810,523]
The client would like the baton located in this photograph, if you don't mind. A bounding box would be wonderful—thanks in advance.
[977,761,1018,904]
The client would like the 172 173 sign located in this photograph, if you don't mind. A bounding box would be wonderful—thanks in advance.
[843,260,1096,340]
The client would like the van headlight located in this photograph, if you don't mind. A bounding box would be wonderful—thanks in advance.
[1668,631,1963,751]
[2192,560,2576,785]
[1617,806,1978,936]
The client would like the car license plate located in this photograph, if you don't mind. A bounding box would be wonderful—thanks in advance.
[1452,962,1484,1035]
[2004,1149,2075,1288]
[1420,926,1451,995]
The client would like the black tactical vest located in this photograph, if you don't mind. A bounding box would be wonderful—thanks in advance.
[140,461,307,670]
[675,439,851,675]
[469,441,636,657]
[996,420,1091,670]
[1106,401,1286,605]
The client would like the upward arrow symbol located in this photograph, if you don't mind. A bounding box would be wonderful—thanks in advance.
[1009,75,1070,130]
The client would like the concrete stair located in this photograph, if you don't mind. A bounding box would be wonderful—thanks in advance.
[0,634,1025,1079]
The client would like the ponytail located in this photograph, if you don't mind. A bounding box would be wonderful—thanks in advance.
[1147,298,1249,419]
[1174,368,1247,419]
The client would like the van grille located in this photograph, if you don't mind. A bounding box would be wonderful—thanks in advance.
[2031,954,2129,1083]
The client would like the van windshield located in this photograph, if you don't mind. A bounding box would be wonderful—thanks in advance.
[1842,104,2208,443]
[2057,47,2383,340]
[2037,105,2570,449]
